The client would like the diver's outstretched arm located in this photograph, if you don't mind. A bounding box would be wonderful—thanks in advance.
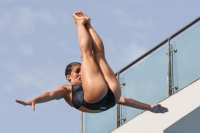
[15,85,67,111]
[118,96,168,113]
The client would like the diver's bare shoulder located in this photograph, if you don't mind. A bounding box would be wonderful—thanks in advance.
[61,84,74,107]
[60,84,72,91]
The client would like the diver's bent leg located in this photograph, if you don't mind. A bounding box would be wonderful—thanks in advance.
[85,23,121,103]
[73,13,108,103]
[74,11,121,103]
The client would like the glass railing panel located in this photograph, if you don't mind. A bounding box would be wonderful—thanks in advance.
[120,47,168,125]
[172,25,200,93]
[84,107,116,133]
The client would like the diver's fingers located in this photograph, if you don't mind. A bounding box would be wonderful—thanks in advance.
[32,101,35,111]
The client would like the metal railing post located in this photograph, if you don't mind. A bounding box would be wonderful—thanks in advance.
[167,38,173,96]
[116,73,121,128]
[167,38,178,96]
[116,73,126,127]
[79,112,83,133]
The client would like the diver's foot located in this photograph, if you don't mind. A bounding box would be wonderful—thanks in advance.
[72,11,86,25]
[75,11,91,26]
[82,13,91,25]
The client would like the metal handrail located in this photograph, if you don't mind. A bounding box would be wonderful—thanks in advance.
[115,16,200,76]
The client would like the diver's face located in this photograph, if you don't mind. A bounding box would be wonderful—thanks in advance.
[67,64,82,84]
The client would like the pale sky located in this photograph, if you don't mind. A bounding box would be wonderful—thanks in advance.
[0,0,200,133]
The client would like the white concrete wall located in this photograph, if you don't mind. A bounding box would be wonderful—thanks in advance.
[111,79,200,133]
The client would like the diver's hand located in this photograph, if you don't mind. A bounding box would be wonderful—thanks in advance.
[150,104,168,113]
[15,99,35,111]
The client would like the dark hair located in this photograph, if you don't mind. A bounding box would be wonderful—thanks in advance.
[65,62,81,76]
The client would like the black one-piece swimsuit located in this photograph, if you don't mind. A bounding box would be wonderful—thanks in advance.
[72,84,116,111]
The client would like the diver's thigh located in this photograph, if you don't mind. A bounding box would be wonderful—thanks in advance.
[81,53,108,103]
[94,54,121,102]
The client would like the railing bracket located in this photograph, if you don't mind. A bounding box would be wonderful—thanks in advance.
[117,118,126,122]
[119,82,126,86]
[166,49,177,55]
[170,86,179,91]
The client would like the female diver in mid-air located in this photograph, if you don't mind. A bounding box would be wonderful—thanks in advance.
[16,11,168,113]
